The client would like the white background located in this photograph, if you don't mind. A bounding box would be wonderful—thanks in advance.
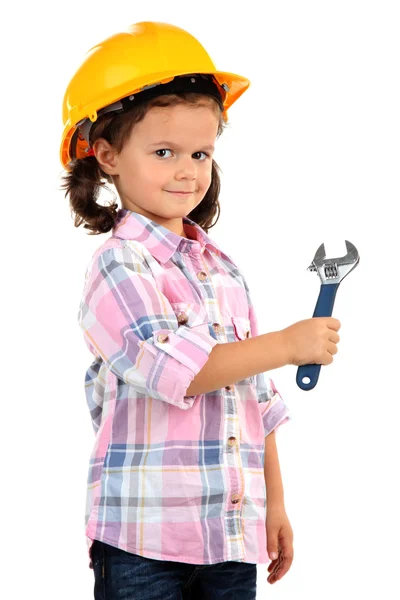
[2,1,399,598]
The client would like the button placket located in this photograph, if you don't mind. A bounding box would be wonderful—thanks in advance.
[194,259,239,452]
[191,259,244,512]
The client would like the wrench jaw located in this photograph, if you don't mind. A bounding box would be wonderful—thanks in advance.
[311,242,327,264]
[308,240,360,285]
[344,240,359,263]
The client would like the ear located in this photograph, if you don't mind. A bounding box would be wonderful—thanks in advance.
[93,138,119,175]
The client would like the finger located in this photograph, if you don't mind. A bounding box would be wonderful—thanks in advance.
[267,556,282,573]
[268,557,288,583]
[328,342,338,355]
[267,553,284,583]
[275,538,293,579]
[327,318,341,331]
[267,540,280,563]
[267,549,284,573]
[267,546,283,569]
[329,332,340,343]
[275,553,293,579]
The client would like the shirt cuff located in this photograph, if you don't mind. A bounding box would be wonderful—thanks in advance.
[258,379,291,437]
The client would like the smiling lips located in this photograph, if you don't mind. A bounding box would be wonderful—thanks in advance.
[166,190,194,194]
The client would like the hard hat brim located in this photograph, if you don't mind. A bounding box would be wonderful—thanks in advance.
[60,69,250,170]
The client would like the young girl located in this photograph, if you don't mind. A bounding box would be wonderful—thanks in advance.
[60,21,341,599]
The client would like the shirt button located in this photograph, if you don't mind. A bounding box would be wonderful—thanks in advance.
[246,330,250,338]
[225,385,233,391]
[177,312,188,325]
[213,323,220,332]
[228,437,237,447]
[197,271,207,281]
[157,334,170,343]
[231,494,241,504]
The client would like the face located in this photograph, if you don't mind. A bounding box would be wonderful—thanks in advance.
[95,102,220,238]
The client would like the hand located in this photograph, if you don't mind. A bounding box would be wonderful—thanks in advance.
[281,317,341,367]
[266,505,294,584]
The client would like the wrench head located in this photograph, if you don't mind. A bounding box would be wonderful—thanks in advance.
[308,240,360,284]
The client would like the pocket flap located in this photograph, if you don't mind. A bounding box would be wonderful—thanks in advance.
[232,316,251,340]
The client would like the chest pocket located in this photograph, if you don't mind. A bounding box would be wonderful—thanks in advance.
[171,301,218,340]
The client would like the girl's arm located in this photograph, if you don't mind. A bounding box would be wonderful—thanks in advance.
[186,331,290,396]
[264,430,285,508]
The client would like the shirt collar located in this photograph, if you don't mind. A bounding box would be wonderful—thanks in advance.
[111,208,225,265]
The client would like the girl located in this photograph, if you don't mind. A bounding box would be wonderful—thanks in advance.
[60,21,341,599]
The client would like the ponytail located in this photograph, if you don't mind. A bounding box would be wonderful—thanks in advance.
[61,155,119,235]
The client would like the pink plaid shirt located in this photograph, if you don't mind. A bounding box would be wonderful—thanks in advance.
[78,208,291,569]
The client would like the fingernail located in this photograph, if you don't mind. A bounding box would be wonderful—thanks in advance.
[270,552,278,560]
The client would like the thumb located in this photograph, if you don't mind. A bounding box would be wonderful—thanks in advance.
[267,539,279,561]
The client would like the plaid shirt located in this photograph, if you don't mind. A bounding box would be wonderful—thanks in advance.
[78,208,291,569]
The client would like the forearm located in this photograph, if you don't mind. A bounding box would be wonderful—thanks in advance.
[186,331,289,396]
[264,430,285,507]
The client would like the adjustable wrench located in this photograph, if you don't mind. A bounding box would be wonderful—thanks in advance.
[296,240,360,390]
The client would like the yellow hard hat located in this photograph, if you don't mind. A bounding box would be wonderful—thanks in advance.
[60,21,250,169]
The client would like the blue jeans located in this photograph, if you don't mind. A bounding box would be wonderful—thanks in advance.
[92,540,257,599]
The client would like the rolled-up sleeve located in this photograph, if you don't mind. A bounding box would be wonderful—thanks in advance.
[255,373,291,437]
[78,244,218,410]
[242,272,292,436]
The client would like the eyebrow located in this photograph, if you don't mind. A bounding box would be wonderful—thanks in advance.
[147,141,215,151]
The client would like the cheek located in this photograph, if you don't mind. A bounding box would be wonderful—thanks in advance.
[143,160,169,183]
[200,163,213,187]
[134,160,164,186]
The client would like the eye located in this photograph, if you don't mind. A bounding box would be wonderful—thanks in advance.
[193,151,209,161]
[155,149,173,158]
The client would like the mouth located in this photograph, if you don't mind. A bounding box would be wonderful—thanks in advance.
[165,191,194,195]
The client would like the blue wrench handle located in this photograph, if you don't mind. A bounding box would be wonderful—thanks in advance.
[296,283,339,390]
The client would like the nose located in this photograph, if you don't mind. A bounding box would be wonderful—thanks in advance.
[174,155,196,180]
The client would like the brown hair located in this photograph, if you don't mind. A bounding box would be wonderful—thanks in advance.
[60,94,227,235]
